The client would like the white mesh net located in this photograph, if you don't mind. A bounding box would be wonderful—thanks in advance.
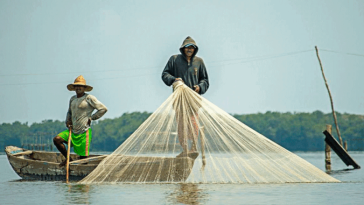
[79,81,339,184]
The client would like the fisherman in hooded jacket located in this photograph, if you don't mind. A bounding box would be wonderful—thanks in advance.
[162,36,209,157]
[162,36,209,94]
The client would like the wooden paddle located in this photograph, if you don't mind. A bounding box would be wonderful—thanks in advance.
[66,126,72,183]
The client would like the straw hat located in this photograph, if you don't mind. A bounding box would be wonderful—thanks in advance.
[67,75,93,92]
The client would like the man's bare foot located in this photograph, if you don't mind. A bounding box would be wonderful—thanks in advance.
[176,151,199,159]
[188,151,199,159]
[176,152,188,158]
[59,158,73,167]
[59,160,67,167]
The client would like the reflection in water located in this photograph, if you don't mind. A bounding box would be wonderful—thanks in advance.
[167,183,208,205]
[65,183,91,205]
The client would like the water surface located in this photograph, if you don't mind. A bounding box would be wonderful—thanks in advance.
[1,152,363,204]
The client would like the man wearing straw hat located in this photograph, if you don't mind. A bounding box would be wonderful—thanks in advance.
[53,75,108,166]
[162,36,209,158]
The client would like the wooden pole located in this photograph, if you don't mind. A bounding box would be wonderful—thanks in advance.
[315,46,343,146]
[325,124,332,170]
[324,130,360,169]
[66,127,72,183]
[344,141,348,151]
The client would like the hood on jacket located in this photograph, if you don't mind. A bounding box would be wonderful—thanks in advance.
[179,36,199,58]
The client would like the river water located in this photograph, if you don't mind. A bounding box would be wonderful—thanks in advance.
[1,152,363,205]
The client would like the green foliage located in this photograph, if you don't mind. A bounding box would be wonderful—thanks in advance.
[233,111,364,151]
[0,121,28,149]
[1,111,363,151]
[91,112,151,151]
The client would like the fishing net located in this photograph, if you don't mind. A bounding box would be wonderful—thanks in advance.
[80,81,339,184]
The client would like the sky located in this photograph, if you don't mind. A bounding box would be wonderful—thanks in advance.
[1,0,364,124]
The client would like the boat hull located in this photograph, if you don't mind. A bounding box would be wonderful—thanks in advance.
[5,146,99,181]
[5,146,196,182]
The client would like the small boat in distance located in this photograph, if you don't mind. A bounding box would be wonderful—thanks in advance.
[5,146,196,182]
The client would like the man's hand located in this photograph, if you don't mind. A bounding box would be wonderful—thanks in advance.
[194,85,200,93]
[66,121,72,128]
[174,78,183,82]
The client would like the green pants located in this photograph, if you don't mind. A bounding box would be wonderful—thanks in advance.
[58,129,92,156]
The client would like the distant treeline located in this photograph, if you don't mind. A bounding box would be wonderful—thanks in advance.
[1,111,364,151]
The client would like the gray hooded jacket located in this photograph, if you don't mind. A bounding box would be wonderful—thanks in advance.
[162,36,209,95]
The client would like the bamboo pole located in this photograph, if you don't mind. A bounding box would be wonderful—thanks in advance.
[66,127,72,183]
[325,125,332,170]
[315,46,343,146]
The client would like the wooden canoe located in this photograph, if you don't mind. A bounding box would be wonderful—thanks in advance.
[5,146,196,182]
[5,146,104,181]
